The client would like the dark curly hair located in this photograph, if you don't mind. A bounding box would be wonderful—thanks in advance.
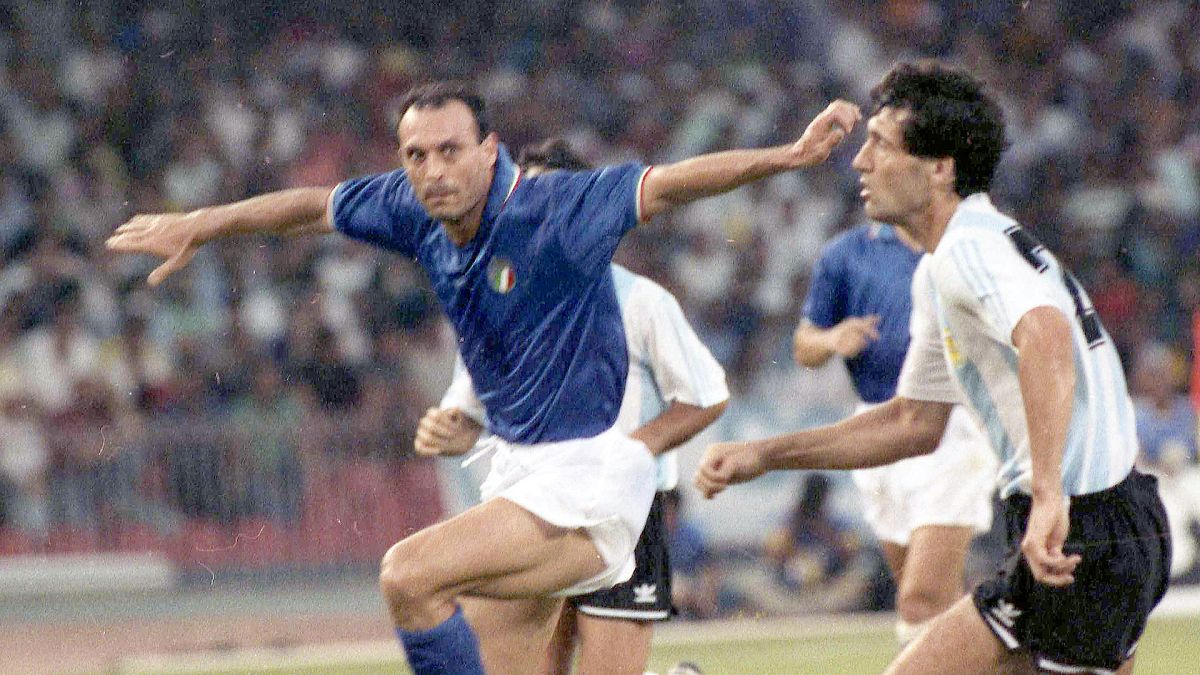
[517,138,592,172]
[869,61,1008,197]
[400,81,490,141]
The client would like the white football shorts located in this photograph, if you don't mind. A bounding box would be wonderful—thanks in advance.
[852,403,998,545]
[478,425,657,596]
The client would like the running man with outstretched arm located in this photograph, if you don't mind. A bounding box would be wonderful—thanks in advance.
[108,82,858,675]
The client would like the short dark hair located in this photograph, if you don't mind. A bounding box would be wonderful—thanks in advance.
[869,61,1008,197]
[517,138,591,172]
[399,81,490,141]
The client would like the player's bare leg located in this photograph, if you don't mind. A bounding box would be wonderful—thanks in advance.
[885,595,1031,675]
[893,525,974,642]
[379,497,608,631]
[880,540,907,584]
[543,602,579,675]
[462,596,563,675]
[573,613,654,675]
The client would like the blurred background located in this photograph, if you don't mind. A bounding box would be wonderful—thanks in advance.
[0,0,1197,672]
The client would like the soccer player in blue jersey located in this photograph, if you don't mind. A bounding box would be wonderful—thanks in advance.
[415,139,730,675]
[794,222,996,646]
[698,61,1171,675]
[107,82,859,675]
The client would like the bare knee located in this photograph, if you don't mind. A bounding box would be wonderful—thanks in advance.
[379,542,441,617]
[896,586,955,624]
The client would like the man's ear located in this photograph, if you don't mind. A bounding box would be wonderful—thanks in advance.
[931,156,957,194]
[482,132,499,161]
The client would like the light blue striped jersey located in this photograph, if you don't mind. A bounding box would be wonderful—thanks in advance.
[897,194,1138,498]
[442,264,729,491]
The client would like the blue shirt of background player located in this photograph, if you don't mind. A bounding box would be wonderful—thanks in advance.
[330,145,649,444]
[802,223,923,403]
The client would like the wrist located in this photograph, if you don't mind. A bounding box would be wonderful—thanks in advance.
[1031,483,1064,503]
[192,206,230,243]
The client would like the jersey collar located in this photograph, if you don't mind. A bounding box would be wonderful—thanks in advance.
[480,144,522,227]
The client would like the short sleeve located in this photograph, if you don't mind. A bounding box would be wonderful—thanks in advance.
[330,170,432,257]
[801,238,848,328]
[897,258,960,403]
[540,163,650,276]
[440,354,488,425]
[632,282,730,408]
[938,234,1059,346]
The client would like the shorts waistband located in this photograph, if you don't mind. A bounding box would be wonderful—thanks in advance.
[1004,468,1148,513]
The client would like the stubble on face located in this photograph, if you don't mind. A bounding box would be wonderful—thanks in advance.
[853,108,933,231]
[397,101,496,232]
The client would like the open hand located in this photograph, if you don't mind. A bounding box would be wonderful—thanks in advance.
[106,211,216,286]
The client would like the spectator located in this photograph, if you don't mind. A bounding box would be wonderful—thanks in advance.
[229,361,305,525]
[1132,341,1200,577]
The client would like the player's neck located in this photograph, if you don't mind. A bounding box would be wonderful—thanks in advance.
[911,191,962,252]
[443,197,488,246]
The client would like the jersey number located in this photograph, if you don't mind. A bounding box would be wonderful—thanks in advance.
[1004,225,1106,349]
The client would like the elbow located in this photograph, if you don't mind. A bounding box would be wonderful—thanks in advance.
[896,399,951,457]
[709,399,729,421]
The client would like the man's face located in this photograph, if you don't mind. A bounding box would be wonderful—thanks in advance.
[851,107,935,226]
[397,100,498,223]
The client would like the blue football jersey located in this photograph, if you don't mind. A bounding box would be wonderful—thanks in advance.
[802,223,923,403]
[331,145,650,443]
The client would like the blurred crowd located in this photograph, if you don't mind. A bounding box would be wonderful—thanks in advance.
[0,0,1197,589]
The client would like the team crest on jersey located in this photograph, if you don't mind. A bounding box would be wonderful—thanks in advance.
[487,257,517,294]
[942,329,964,366]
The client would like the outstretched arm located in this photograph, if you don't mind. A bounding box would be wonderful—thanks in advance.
[107,186,335,286]
[638,101,861,220]
[694,397,951,498]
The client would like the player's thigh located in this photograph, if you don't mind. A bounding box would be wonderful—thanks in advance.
[543,603,579,675]
[574,613,654,675]
[462,596,563,675]
[885,595,1011,675]
[383,497,606,599]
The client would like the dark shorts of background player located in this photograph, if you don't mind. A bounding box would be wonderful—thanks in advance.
[973,469,1171,674]
[574,491,673,621]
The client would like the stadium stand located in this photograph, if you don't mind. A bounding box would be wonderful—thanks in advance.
[0,0,1195,615]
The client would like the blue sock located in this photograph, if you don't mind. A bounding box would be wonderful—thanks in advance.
[396,605,485,675]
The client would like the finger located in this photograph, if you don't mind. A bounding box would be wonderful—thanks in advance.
[693,472,724,499]
[1026,548,1080,586]
[827,100,862,131]
[109,215,164,243]
[148,246,197,286]
[413,431,436,456]
[415,427,447,456]
[106,226,155,252]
